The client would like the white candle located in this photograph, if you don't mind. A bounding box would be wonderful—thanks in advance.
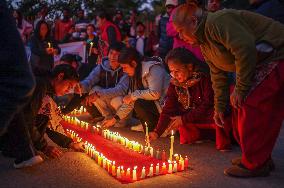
[173,161,177,173]
[132,166,137,181]
[168,161,173,174]
[140,166,146,179]
[169,130,174,161]
[148,164,154,177]
[116,167,121,178]
[155,163,160,175]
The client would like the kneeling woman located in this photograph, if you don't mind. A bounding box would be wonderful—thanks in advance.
[102,47,170,132]
[149,48,231,151]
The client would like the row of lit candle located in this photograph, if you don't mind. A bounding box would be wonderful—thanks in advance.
[63,114,189,166]
[66,129,189,181]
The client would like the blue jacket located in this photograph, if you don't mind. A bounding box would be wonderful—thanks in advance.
[80,58,129,100]
[251,0,284,24]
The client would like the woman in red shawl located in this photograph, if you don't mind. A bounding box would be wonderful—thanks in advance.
[149,48,231,151]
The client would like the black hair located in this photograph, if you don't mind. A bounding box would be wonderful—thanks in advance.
[87,24,96,31]
[60,54,82,64]
[165,47,200,66]
[14,9,23,29]
[136,21,145,29]
[34,20,50,40]
[109,42,126,52]
[97,10,111,21]
[51,64,79,81]
[118,47,144,89]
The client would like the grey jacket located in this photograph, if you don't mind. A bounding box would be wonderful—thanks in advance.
[116,60,170,119]
[80,58,129,100]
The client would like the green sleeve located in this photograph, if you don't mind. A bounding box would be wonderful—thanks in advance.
[207,14,257,98]
[207,61,230,112]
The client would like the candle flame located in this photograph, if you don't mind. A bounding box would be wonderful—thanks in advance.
[171,130,174,135]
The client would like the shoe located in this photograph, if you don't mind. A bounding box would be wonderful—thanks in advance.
[131,124,144,132]
[14,155,43,169]
[224,163,270,178]
[231,157,275,171]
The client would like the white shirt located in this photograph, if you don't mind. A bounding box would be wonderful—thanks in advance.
[136,35,145,56]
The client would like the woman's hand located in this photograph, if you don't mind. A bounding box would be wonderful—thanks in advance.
[149,132,159,142]
[43,146,63,158]
[101,117,116,128]
[69,142,84,152]
[123,95,134,105]
[46,48,54,55]
[84,93,99,106]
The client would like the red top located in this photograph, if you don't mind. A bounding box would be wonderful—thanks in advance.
[100,21,122,56]
[154,75,215,136]
[55,19,73,41]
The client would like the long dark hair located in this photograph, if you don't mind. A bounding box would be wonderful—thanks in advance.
[118,47,144,90]
[165,47,208,73]
[34,20,51,40]
[51,64,79,81]
[14,9,23,29]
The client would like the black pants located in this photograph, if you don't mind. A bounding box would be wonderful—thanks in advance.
[0,112,37,162]
[134,99,160,132]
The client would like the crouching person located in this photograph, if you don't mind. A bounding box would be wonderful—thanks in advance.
[0,64,84,168]
[77,42,129,127]
[102,47,170,132]
[149,48,232,151]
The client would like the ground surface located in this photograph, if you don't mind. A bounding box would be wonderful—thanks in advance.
[1,117,283,188]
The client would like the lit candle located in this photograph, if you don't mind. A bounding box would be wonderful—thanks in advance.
[148,164,154,177]
[89,42,94,56]
[132,166,137,181]
[155,163,160,175]
[162,162,167,174]
[168,161,173,174]
[48,42,51,48]
[180,156,184,171]
[112,161,116,176]
[173,161,177,173]
[140,166,146,179]
[185,156,189,169]
[98,155,102,166]
[145,122,150,147]
[116,166,121,179]
[169,130,174,161]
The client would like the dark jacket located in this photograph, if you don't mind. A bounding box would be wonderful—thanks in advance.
[0,1,35,131]
[194,9,284,112]
[154,74,215,137]
[29,35,60,74]
[25,76,72,150]
[158,14,173,58]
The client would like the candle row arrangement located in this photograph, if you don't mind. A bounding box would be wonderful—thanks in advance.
[66,129,189,182]
[62,115,177,162]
